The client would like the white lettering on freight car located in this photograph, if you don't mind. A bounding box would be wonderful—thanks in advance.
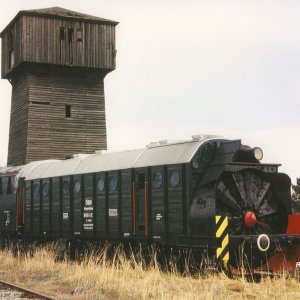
[155,213,163,221]
[85,199,93,206]
[83,198,94,231]
[83,224,93,230]
[84,207,93,211]
[109,208,118,217]
[4,211,10,226]
[83,213,93,218]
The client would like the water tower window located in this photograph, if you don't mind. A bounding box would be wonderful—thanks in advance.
[60,28,65,40]
[59,28,65,62]
[68,29,74,64]
[77,29,82,42]
[8,29,14,69]
[65,105,71,118]
[68,28,74,44]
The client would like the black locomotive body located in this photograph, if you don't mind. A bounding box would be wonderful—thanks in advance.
[0,136,300,273]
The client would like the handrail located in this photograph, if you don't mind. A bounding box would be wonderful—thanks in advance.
[132,182,136,235]
[144,181,148,236]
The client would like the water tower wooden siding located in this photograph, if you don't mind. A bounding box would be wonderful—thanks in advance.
[1,7,118,165]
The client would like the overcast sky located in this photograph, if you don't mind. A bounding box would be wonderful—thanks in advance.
[0,0,299,182]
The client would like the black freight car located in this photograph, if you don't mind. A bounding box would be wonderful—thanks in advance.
[17,136,241,245]
[0,166,23,238]
[1,135,300,273]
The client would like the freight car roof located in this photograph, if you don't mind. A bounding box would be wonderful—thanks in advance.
[16,136,226,183]
[0,165,23,175]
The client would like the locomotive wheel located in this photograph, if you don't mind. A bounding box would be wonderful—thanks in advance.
[216,170,288,236]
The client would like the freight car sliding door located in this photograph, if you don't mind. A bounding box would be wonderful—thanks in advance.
[83,173,94,238]
[121,169,132,238]
[32,179,41,236]
[73,174,82,237]
[41,178,50,235]
[25,180,31,234]
[51,177,60,237]
[134,169,149,238]
[95,172,106,238]
[0,176,17,233]
[151,166,165,242]
[17,178,26,233]
[108,171,119,239]
[61,176,71,237]
[167,165,184,243]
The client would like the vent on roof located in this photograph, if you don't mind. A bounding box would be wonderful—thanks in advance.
[191,134,222,141]
[160,139,183,145]
[147,142,160,148]
[72,154,89,159]
[147,139,184,148]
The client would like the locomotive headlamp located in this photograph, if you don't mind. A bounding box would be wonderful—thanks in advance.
[233,146,264,162]
[257,234,270,252]
[253,147,263,161]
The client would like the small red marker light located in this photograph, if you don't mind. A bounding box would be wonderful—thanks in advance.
[244,211,257,228]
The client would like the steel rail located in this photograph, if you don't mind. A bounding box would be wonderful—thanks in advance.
[0,279,55,300]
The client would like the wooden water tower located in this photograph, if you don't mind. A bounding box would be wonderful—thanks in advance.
[0,7,118,165]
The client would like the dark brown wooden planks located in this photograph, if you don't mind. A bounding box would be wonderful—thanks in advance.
[1,14,116,78]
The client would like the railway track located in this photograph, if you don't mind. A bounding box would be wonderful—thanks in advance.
[0,280,54,299]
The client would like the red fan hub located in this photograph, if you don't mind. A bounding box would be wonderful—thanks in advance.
[244,211,257,228]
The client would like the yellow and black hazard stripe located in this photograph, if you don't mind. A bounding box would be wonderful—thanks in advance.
[215,215,229,270]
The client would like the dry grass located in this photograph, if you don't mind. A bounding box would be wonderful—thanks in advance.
[0,245,299,299]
